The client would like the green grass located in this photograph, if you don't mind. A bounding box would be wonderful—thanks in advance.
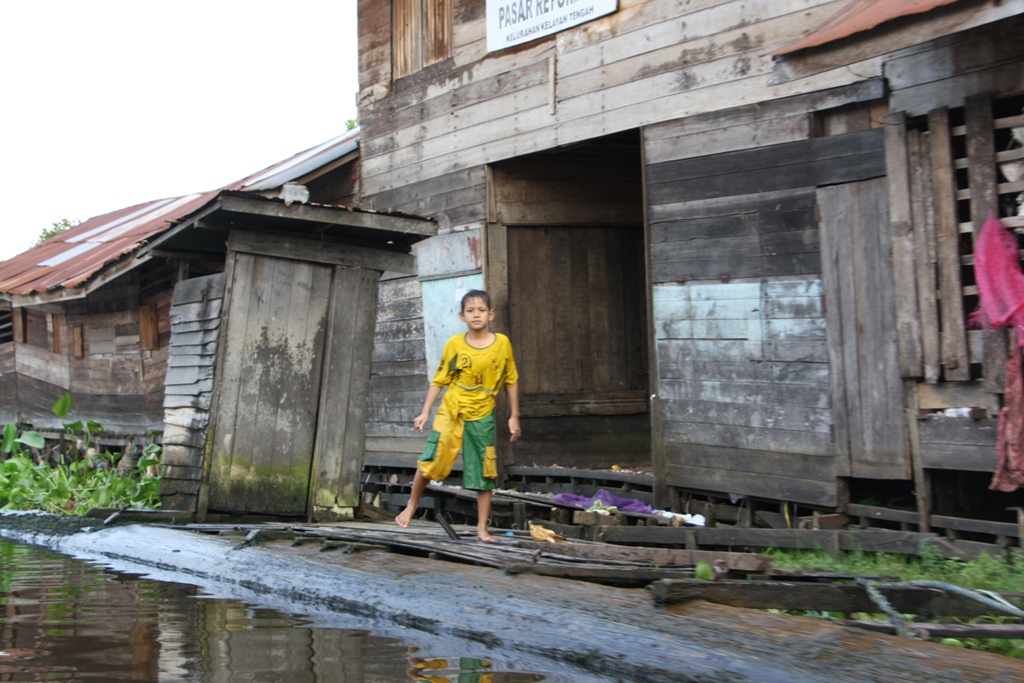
[765,544,1024,593]
[763,545,1024,659]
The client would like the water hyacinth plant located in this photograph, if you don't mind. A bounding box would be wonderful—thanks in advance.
[0,393,161,514]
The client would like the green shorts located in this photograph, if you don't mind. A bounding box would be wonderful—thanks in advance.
[418,409,497,491]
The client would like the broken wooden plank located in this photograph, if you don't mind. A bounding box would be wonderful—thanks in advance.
[506,563,694,584]
[650,579,1024,618]
[597,526,973,558]
[834,620,1024,640]
[513,540,770,572]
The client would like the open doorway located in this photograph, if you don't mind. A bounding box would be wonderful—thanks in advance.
[487,131,649,470]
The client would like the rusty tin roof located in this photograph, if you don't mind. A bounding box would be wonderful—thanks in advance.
[770,0,961,55]
[0,130,364,300]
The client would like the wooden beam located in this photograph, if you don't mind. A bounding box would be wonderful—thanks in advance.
[227,230,416,274]
[11,308,24,343]
[217,194,436,237]
[649,579,1024,618]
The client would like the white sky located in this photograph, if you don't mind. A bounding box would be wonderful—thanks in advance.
[0,0,359,262]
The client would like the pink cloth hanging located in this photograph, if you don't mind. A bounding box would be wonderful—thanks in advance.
[973,215,1024,491]
[972,214,1024,346]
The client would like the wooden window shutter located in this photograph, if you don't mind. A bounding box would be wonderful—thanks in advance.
[72,325,85,359]
[393,0,423,79]
[0,308,12,344]
[139,304,159,351]
[423,0,451,67]
[51,314,62,354]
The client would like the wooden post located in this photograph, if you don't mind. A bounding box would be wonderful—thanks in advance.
[11,309,24,344]
[928,107,970,381]
[964,92,1006,393]
[906,378,931,533]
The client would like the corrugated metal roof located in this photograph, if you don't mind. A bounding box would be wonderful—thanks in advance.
[0,130,362,299]
[770,0,962,55]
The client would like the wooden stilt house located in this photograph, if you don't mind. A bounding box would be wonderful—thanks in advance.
[355,0,1024,528]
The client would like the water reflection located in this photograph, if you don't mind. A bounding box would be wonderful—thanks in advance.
[0,541,547,683]
[406,648,545,683]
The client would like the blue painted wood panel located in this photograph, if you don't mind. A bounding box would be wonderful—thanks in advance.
[420,273,485,377]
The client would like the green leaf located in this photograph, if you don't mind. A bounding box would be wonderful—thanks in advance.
[63,421,83,432]
[15,432,45,450]
[86,420,103,433]
[137,457,159,470]
[2,424,17,453]
[142,443,162,456]
[52,392,73,419]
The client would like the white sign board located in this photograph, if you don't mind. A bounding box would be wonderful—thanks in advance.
[486,0,618,52]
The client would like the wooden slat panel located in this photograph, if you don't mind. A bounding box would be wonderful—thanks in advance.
[929,107,971,382]
[666,463,836,508]
[313,266,381,513]
[423,0,451,66]
[919,417,998,472]
[819,179,909,480]
[909,128,942,383]
[210,253,329,516]
[646,128,885,205]
[392,0,422,79]
[509,225,647,402]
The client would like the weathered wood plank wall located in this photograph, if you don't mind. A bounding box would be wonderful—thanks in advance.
[357,0,876,221]
[357,0,1024,507]
[645,89,888,507]
[7,265,176,436]
[879,21,1024,486]
[159,273,226,513]
[365,276,430,467]
[0,338,16,425]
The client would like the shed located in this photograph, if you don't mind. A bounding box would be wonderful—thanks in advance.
[0,130,437,521]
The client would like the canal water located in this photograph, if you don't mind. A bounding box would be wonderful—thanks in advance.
[0,539,555,682]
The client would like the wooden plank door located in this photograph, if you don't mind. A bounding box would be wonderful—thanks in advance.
[207,252,333,515]
[504,224,651,468]
[819,178,910,480]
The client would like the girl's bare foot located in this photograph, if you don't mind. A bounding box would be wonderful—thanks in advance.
[477,530,496,542]
[395,507,415,528]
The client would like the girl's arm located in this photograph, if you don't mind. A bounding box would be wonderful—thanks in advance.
[413,385,443,432]
[506,383,521,442]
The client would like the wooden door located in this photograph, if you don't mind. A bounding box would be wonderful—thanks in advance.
[819,178,910,479]
[207,252,333,515]
[505,224,650,468]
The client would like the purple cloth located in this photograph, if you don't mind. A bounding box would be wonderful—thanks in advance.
[553,489,653,514]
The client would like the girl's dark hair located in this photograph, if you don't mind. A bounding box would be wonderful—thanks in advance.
[461,289,491,311]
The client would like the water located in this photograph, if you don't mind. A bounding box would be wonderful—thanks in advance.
[0,540,549,682]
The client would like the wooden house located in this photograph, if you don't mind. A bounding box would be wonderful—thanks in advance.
[355,0,1024,527]
[0,131,436,520]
